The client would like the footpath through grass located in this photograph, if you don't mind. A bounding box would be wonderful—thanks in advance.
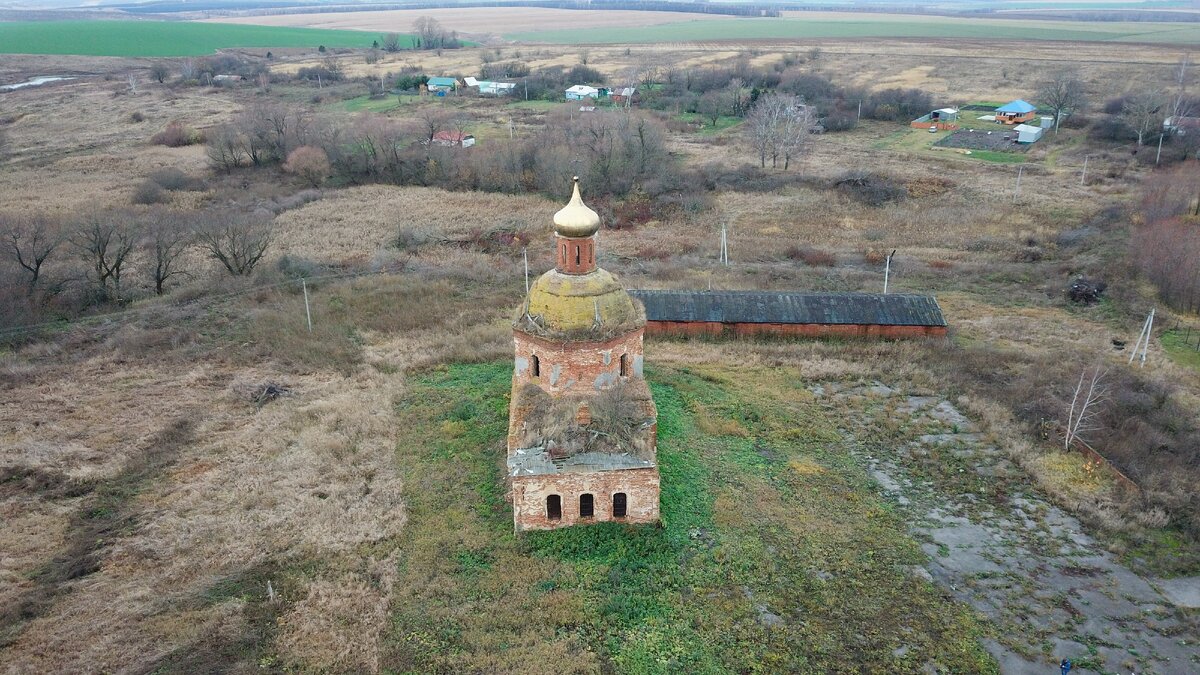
[381,361,997,673]
[0,21,397,57]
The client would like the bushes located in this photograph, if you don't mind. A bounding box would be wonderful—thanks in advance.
[150,121,204,147]
[283,146,331,187]
[148,167,207,191]
[834,170,907,206]
[131,181,167,205]
[861,88,932,122]
[786,246,835,266]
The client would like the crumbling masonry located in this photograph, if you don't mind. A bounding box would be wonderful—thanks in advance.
[507,178,660,531]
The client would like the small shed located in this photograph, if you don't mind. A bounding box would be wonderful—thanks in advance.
[1014,123,1044,143]
[565,84,600,101]
[628,290,948,339]
[432,130,475,148]
[611,87,639,105]
[1164,115,1200,134]
[911,108,960,130]
[995,99,1036,125]
[427,77,458,94]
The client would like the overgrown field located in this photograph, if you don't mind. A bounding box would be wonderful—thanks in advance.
[507,13,1200,45]
[380,361,996,673]
[0,21,395,57]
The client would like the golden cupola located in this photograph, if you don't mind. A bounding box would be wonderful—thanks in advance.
[553,177,601,238]
[515,178,644,340]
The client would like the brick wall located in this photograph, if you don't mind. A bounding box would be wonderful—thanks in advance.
[642,321,947,339]
[512,328,645,398]
[511,467,660,531]
[555,234,597,275]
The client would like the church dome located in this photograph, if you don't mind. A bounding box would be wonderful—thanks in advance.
[517,268,644,339]
[553,177,601,238]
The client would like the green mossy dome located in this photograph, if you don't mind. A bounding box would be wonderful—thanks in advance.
[516,269,644,339]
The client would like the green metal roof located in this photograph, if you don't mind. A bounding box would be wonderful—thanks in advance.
[427,77,457,87]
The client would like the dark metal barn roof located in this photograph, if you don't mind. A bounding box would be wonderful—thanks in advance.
[628,290,947,327]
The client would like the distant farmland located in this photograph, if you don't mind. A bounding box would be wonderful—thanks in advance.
[507,13,1200,45]
[0,21,399,57]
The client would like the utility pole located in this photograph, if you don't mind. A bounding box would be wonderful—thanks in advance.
[1156,132,1164,165]
[1129,307,1156,366]
[302,279,313,332]
[1012,165,1024,204]
[1080,155,1089,186]
[883,249,896,294]
[523,247,529,293]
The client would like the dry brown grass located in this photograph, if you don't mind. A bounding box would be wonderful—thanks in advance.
[3,39,1200,671]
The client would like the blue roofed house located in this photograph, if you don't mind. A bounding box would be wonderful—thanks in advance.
[995,99,1037,125]
[426,77,459,95]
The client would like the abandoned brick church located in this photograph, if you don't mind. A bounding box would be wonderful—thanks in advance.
[506,178,660,532]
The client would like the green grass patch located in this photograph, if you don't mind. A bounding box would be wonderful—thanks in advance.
[0,20,398,57]
[507,15,1200,45]
[379,361,998,672]
[1161,329,1200,372]
[678,112,744,136]
[967,150,1028,164]
[339,94,407,113]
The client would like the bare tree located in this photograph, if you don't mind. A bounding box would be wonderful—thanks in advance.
[150,62,171,84]
[206,124,247,173]
[1,213,61,295]
[382,32,403,53]
[195,211,273,276]
[1064,366,1108,449]
[746,93,781,168]
[779,97,815,170]
[1171,54,1192,123]
[73,211,140,302]
[696,89,730,128]
[745,92,810,169]
[415,106,450,143]
[1036,70,1087,133]
[1122,89,1168,146]
[413,16,446,50]
[142,210,192,295]
[179,58,197,81]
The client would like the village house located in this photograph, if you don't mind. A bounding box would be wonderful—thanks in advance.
[565,84,601,101]
[431,130,475,147]
[995,99,1037,125]
[426,76,459,94]
[507,178,659,532]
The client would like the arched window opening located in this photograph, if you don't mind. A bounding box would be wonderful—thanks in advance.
[589,244,594,264]
[546,494,561,520]
[531,354,540,377]
[562,244,567,259]
[619,354,629,377]
[579,493,594,518]
[613,492,627,518]
[575,245,581,266]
